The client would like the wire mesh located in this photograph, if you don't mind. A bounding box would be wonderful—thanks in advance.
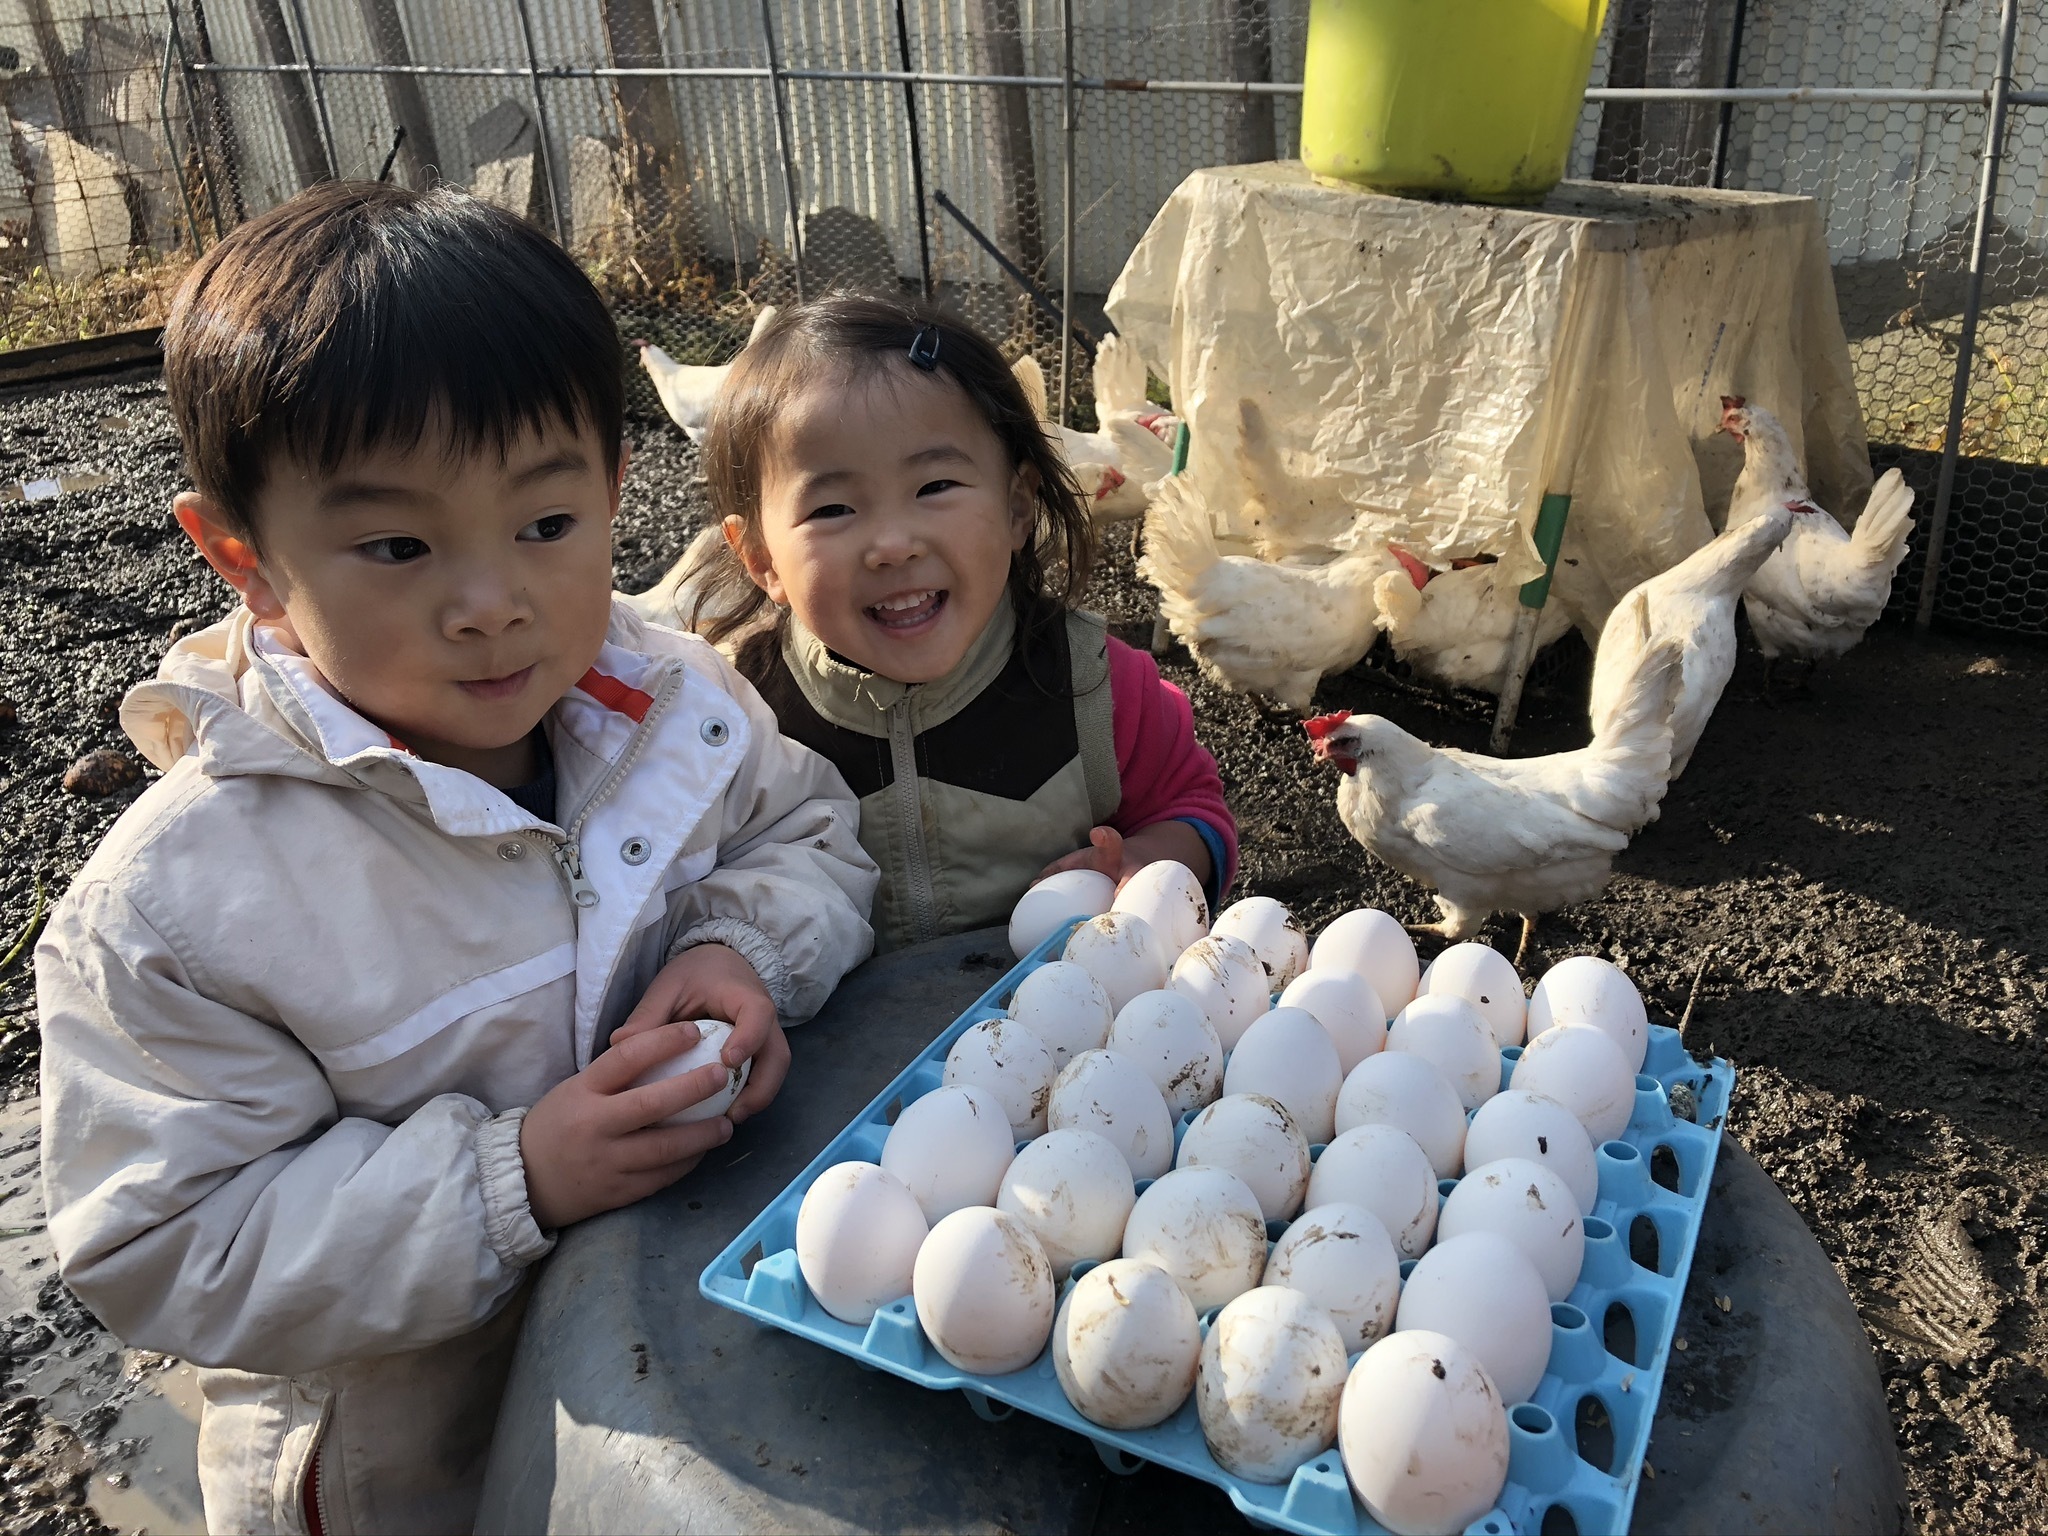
[0,0,2040,635]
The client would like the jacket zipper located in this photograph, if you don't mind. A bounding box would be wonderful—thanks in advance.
[886,695,938,943]
[303,1445,329,1536]
[536,668,684,913]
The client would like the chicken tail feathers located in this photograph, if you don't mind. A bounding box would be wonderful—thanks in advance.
[1093,332,1150,416]
[1851,468,1916,576]
[1575,636,1683,832]
[1372,567,1423,637]
[1012,355,1051,421]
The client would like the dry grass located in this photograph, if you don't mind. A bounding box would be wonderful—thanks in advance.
[0,248,193,353]
[1851,292,2048,465]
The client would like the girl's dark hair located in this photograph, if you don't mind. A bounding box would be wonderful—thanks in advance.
[692,294,1095,656]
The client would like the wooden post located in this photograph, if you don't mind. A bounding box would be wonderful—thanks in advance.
[184,0,247,227]
[353,0,442,188]
[969,0,1044,333]
[600,0,686,243]
[244,0,332,186]
[22,0,89,140]
[1221,0,1275,164]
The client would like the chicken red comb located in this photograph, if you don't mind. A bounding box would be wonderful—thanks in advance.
[1720,394,1746,411]
[1302,711,1352,741]
[1389,546,1432,590]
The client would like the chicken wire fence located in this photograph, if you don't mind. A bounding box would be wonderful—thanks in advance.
[0,0,2044,638]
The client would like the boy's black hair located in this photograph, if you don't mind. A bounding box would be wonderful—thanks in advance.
[163,180,623,541]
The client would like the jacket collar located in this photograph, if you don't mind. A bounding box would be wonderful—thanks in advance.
[780,598,1016,737]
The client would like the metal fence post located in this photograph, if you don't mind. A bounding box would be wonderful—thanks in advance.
[1915,0,2018,632]
[757,0,807,303]
[283,0,339,176]
[1709,0,1749,187]
[1057,0,1076,423]
[512,0,568,243]
[893,0,934,300]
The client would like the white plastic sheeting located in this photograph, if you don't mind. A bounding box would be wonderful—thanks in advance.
[1107,162,1872,635]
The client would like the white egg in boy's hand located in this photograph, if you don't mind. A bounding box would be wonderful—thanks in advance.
[627,1019,750,1125]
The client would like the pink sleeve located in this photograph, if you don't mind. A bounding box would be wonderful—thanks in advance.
[1105,636,1239,892]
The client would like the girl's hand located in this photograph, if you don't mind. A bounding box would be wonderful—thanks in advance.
[1035,822,1213,893]
[612,943,791,1124]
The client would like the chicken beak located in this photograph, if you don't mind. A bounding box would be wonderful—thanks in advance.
[1719,395,1747,440]
[1303,711,1354,768]
[1093,466,1127,501]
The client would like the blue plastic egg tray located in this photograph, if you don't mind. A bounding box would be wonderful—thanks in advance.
[701,919,1735,1536]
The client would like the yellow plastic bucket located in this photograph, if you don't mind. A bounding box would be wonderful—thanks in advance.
[1300,0,1610,204]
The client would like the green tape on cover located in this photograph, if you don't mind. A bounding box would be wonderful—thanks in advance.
[1519,491,1572,609]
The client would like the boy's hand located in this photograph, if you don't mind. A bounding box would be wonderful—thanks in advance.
[519,1022,736,1231]
[1035,823,1213,894]
[612,943,789,1124]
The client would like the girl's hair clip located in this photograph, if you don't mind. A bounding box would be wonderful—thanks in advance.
[907,324,943,371]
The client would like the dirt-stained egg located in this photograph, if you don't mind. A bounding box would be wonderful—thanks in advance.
[1392,1232,1552,1405]
[1047,1049,1175,1179]
[1009,868,1118,960]
[1064,912,1171,1014]
[1265,1202,1402,1351]
[631,1020,750,1125]
[795,1161,928,1325]
[1309,909,1420,1012]
[1197,1286,1348,1483]
[1334,1051,1468,1180]
[1221,1006,1343,1143]
[1169,933,1272,1051]
[1463,1090,1599,1216]
[1176,1093,1311,1223]
[1303,1122,1440,1258]
[912,1206,1056,1375]
[1107,989,1225,1117]
[995,1127,1135,1280]
[1120,1166,1268,1314]
[1387,994,1501,1112]
[1006,960,1116,1067]
[1509,1023,1636,1143]
[1438,1156,1584,1302]
[1111,860,1210,959]
[943,1018,1059,1140]
[1340,1329,1510,1535]
[1277,968,1388,1075]
[881,1084,1017,1223]
[1052,1258,1201,1429]
[1210,896,1310,991]
[1527,954,1649,1071]
[1419,941,1528,1048]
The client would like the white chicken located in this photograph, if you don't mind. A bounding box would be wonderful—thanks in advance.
[1720,396,1916,681]
[617,524,765,651]
[1142,472,1403,710]
[1587,499,1793,777]
[1305,635,1685,959]
[637,305,779,442]
[1373,550,1575,694]
[1013,335,1179,520]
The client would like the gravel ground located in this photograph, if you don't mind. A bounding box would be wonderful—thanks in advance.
[1,370,2044,1534]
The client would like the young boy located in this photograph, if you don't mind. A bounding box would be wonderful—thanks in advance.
[34,182,878,1534]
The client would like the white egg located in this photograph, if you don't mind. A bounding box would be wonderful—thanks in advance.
[1419,942,1527,1048]
[1393,1232,1553,1404]
[1510,1023,1636,1143]
[1169,934,1272,1051]
[880,1084,1016,1223]
[1047,1049,1175,1179]
[1387,994,1501,1112]
[1106,990,1224,1118]
[1439,1156,1585,1302]
[1277,968,1387,1074]
[1527,954,1649,1071]
[1210,896,1310,990]
[996,1128,1135,1280]
[1111,860,1210,959]
[1120,1167,1268,1314]
[1009,868,1117,960]
[943,1018,1059,1140]
[1309,909,1419,1011]
[1176,1093,1311,1223]
[1197,1286,1348,1483]
[630,1020,750,1125]
[911,1206,1055,1375]
[1334,1051,1468,1180]
[1064,912,1171,1014]
[1464,1090,1599,1215]
[1265,1202,1402,1351]
[794,1161,929,1325]
[1340,1329,1510,1535]
[1052,1258,1201,1429]
[1005,960,1115,1067]
[1303,1123,1440,1258]
[1220,1006,1343,1143]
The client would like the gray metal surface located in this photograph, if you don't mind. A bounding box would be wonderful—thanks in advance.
[476,930,1903,1536]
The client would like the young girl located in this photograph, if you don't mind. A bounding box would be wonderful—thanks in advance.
[684,295,1236,951]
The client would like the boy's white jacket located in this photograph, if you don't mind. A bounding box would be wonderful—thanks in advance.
[35,602,877,1535]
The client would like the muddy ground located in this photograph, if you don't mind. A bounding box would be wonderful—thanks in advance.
[0,370,2043,1535]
